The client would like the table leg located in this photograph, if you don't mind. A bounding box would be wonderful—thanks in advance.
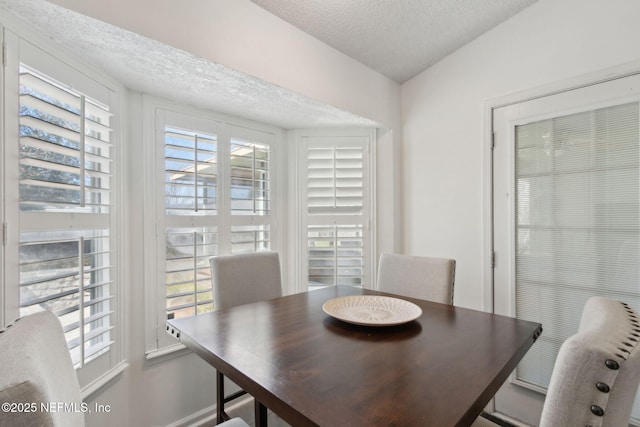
[216,371,224,424]
[254,400,268,427]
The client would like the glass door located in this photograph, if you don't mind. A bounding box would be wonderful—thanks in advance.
[492,72,640,425]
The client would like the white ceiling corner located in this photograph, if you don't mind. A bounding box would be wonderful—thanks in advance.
[250,0,538,83]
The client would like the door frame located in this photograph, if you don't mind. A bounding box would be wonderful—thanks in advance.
[481,61,640,419]
[482,60,640,314]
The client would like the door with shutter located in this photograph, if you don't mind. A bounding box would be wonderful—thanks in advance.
[492,73,640,424]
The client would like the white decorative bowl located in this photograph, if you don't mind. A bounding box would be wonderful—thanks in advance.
[323,295,422,326]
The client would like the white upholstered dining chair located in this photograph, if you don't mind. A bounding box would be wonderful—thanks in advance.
[210,251,283,424]
[0,310,84,427]
[1,311,250,427]
[474,296,640,427]
[376,253,456,305]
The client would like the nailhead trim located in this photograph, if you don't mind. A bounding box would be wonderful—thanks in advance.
[591,405,604,416]
[0,317,20,334]
[590,302,640,423]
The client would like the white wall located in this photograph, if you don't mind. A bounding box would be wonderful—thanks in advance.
[401,0,640,310]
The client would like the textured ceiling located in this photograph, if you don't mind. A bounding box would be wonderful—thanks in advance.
[0,0,379,129]
[0,0,538,128]
[250,0,537,83]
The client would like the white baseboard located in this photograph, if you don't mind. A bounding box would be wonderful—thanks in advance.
[165,404,216,427]
[165,396,254,427]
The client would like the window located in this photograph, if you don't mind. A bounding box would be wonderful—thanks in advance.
[308,225,364,287]
[147,104,279,352]
[299,132,374,290]
[165,127,217,215]
[164,126,218,320]
[20,230,112,366]
[19,66,114,368]
[230,137,270,216]
[2,34,123,387]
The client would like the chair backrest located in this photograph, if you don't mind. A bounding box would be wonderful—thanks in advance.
[0,310,84,427]
[376,253,455,304]
[540,296,640,427]
[211,251,283,310]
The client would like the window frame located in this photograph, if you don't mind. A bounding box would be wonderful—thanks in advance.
[1,26,127,395]
[161,113,221,322]
[143,97,283,356]
[294,129,377,293]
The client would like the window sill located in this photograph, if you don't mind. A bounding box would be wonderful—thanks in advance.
[145,343,192,365]
[81,361,129,400]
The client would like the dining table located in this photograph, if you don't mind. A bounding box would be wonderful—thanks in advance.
[167,285,542,427]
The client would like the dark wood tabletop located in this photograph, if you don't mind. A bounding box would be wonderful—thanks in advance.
[167,285,542,427]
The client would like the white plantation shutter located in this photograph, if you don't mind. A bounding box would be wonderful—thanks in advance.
[513,101,640,391]
[165,127,217,215]
[308,225,364,287]
[161,122,275,321]
[164,126,218,319]
[228,127,274,256]
[307,146,363,215]
[17,63,115,369]
[230,138,270,216]
[231,225,271,253]
[302,134,372,289]
[20,230,112,367]
[165,227,217,319]
[19,66,112,213]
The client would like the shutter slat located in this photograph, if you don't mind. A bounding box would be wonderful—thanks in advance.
[21,135,79,158]
[307,224,364,287]
[307,146,364,215]
[85,134,112,151]
[20,156,81,174]
[20,115,80,142]
[20,93,81,127]
[20,71,80,107]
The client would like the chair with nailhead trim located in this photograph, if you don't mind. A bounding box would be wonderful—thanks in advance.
[473,296,640,427]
